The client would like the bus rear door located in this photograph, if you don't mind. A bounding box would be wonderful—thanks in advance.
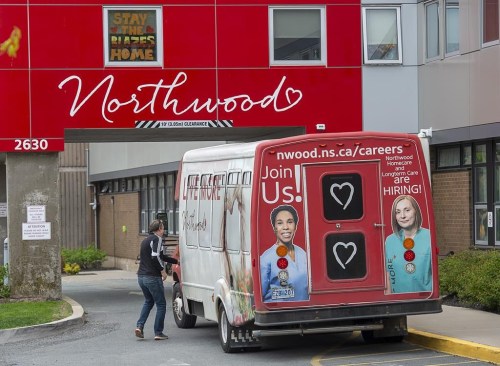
[303,160,386,299]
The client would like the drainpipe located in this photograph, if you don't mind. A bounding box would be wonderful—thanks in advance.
[86,148,98,248]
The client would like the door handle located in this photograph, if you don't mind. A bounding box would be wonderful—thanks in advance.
[373,223,385,227]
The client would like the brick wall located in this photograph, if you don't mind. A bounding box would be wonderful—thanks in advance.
[431,169,472,255]
[98,192,142,270]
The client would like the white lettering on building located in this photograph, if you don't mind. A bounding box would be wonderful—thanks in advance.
[58,72,303,123]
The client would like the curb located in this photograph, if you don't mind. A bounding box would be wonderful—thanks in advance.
[407,328,500,365]
[0,295,85,344]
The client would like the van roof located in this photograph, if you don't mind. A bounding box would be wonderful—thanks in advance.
[182,140,262,162]
[181,131,421,163]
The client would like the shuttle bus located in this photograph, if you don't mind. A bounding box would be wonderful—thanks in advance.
[171,132,441,352]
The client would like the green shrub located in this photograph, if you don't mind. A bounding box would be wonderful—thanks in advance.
[0,264,10,298]
[440,250,500,313]
[61,245,107,270]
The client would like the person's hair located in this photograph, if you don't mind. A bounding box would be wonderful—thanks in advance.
[270,205,299,227]
[391,195,423,236]
[149,219,164,233]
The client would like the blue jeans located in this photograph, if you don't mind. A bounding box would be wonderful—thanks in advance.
[136,275,166,335]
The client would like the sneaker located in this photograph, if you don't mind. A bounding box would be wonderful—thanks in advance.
[154,333,168,340]
[135,327,144,339]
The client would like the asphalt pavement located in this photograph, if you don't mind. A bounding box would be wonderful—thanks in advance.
[1,270,499,365]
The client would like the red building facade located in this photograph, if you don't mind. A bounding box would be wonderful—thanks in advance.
[0,0,362,152]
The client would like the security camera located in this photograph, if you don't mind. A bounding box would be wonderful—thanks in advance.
[418,127,433,138]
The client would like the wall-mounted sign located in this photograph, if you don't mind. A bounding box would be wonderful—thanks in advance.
[135,120,234,128]
[27,205,46,222]
[103,7,163,67]
[22,222,51,240]
[0,202,6,217]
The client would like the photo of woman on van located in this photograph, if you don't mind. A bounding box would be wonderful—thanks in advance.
[385,194,432,294]
[260,204,309,302]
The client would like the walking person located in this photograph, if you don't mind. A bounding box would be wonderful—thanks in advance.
[135,219,178,340]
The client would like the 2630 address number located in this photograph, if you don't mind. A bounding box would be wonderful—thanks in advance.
[14,139,49,151]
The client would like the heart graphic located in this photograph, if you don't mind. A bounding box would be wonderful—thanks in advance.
[330,182,354,210]
[285,87,303,107]
[332,241,357,270]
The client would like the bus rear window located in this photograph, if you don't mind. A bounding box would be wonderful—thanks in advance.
[325,232,366,280]
[322,173,363,220]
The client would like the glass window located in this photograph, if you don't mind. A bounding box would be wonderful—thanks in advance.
[475,167,488,203]
[496,166,500,202]
[242,171,252,185]
[100,181,111,193]
[149,175,157,224]
[158,174,165,213]
[226,171,242,251]
[438,146,460,168]
[322,173,363,220]
[140,177,148,233]
[362,7,402,64]
[483,0,499,45]
[185,175,199,248]
[211,174,226,249]
[445,0,460,54]
[463,145,472,165]
[103,6,163,67]
[474,144,487,163]
[270,7,326,65]
[496,142,500,205]
[166,173,177,235]
[426,1,440,60]
[496,206,500,245]
[326,233,366,280]
[475,206,488,243]
[228,172,240,185]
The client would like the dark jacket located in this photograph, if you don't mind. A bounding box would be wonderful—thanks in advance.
[137,233,178,277]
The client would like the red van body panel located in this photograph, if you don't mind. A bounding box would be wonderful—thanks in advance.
[251,132,440,325]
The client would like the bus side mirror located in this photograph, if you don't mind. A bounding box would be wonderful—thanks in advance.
[156,213,168,238]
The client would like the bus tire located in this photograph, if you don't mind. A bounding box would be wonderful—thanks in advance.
[218,303,236,353]
[172,282,197,329]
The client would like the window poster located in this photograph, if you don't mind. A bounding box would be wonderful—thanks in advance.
[104,7,162,66]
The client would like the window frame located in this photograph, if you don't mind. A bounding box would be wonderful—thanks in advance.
[437,145,461,168]
[362,6,403,65]
[425,0,441,62]
[269,6,326,66]
[435,140,500,247]
[445,0,460,57]
[103,6,163,67]
[481,0,500,47]
[136,173,178,235]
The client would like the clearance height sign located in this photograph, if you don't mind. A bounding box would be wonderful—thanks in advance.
[0,3,362,153]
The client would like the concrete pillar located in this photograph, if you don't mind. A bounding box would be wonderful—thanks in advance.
[6,153,61,299]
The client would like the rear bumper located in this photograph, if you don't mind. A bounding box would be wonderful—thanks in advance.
[254,298,442,327]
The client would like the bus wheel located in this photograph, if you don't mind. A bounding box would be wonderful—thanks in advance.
[172,282,197,328]
[218,303,236,353]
